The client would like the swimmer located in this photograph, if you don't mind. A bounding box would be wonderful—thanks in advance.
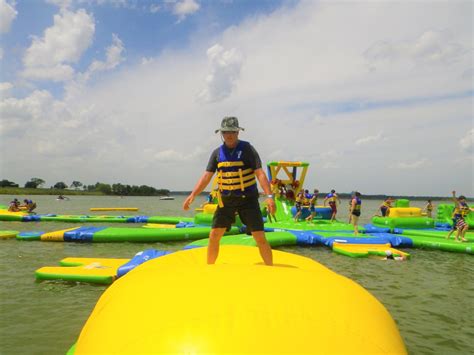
[384,250,406,261]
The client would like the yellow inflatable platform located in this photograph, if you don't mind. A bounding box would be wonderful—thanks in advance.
[388,207,422,218]
[36,257,129,284]
[90,207,138,211]
[72,246,407,354]
[333,242,410,259]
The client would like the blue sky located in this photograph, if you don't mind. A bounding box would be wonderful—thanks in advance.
[0,0,472,196]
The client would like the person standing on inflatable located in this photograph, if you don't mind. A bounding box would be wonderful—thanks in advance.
[324,189,340,222]
[183,117,275,266]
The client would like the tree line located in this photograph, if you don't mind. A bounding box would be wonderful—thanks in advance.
[0,178,170,196]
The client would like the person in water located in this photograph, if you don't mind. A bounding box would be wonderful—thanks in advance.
[305,189,319,222]
[183,116,275,266]
[349,192,362,235]
[324,189,340,222]
[21,199,37,213]
[384,250,406,261]
[447,191,473,242]
[424,199,434,218]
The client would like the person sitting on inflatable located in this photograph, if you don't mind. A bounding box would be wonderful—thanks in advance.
[8,198,20,212]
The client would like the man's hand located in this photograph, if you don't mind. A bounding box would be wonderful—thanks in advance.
[266,198,276,215]
[183,195,194,211]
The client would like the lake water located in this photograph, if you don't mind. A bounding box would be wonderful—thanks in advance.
[1,195,473,354]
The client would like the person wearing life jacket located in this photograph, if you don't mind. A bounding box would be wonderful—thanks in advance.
[21,199,37,213]
[324,189,340,222]
[424,199,434,218]
[349,192,362,235]
[447,191,473,242]
[183,116,275,266]
[293,189,306,222]
[305,189,319,222]
[379,197,394,217]
[8,198,20,212]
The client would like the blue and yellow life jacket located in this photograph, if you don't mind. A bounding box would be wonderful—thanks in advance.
[211,140,257,207]
[459,201,470,217]
[353,197,362,212]
[326,193,336,204]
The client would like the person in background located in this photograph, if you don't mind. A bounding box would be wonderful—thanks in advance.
[349,192,362,235]
[8,198,20,212]
[183,116,275,266]
[294,189,306,222]
[305,189,319,222]
[379,197,394,217]
[384,250,406,261]
[324,189,340,222]
[448,191,474,242]
[265,199,277,223]
[424,199,434,218]
[22,199,37,213]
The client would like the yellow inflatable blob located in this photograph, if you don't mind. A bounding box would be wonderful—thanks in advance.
[74,246,406,354]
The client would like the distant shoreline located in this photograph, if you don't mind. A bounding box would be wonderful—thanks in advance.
[1,187,471,201]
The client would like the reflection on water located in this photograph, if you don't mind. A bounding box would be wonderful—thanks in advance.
[0,195,473,354]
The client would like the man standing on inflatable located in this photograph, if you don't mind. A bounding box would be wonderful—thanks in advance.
[183,117,276,266]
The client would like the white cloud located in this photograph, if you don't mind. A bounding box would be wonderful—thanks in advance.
[364,29,470,73]
[459,129,473,153]
[173,0,200,22]
[391,159,431,170]
[197,44,244,103]
[149,4,160,13]
[0,0,17,33]
[22,9,95,82]
[2,1,472,195]
[64,34,125,100]
[355,132,385,146]
[0,82,13,97]
[22,64,76,82]
[0,90,55,135]
[0,47,3,59]
[85,34,124,77]
[45,0,73,9]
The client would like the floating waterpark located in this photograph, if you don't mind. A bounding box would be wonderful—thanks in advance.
[1,161,473,255]
[2,161,472,354]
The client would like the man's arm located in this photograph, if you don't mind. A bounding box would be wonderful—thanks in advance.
[254,168,276,214]
[183,171,214,211]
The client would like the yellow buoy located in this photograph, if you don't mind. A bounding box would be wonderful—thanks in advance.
[74,246,406,354]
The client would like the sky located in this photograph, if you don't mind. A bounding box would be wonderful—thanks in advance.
[0,0,472,196]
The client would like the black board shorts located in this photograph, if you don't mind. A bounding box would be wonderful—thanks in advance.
[212,193,264,232]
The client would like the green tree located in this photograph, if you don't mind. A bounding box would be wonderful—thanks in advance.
[71,181,83,190]
[54,182,67,189]
[95,183,112,195]
[0,179,19,187]
[25,178,45,188]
